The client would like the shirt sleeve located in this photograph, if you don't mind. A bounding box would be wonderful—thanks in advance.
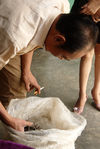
[60,0,70,13]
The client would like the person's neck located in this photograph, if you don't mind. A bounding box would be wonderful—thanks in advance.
[44,14,62,43]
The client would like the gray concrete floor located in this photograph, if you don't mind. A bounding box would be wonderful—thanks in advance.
[29,48,100,149]
[0,48,100,148]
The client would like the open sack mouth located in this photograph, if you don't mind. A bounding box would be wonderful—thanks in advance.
[2,96,87,149]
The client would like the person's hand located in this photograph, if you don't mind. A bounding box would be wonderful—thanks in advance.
[92,8,100,22]
[22,71,41,93]
[0,113,33,132]
[81,0,100,15]
[9,117,33,132]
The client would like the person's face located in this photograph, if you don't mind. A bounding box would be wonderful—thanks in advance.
[45,34,92,60]
[44,18,93,60]
[45,45,91,60]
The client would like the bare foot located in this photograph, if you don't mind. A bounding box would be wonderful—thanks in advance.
[91,89,100,111]
[73,95,87,114]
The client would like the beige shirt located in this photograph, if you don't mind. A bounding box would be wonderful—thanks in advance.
[0,0,70,69]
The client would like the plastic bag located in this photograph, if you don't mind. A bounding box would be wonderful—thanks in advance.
[3,96,87,149]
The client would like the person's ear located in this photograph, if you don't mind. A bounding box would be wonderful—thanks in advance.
[55,34,66,44]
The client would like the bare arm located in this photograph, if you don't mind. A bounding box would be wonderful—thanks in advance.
[79,50,94,98]
[92,8,100,22]
[21,50,34,73]
[21,50,40,93]
[0,102,33,132]
[0,102,12,125]
[74,50,94,114]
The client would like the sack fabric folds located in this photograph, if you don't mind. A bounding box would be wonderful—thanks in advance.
[2,96,87,149]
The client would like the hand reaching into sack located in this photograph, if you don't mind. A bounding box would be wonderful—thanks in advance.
[0,102,33,132]
[9,117,33,132]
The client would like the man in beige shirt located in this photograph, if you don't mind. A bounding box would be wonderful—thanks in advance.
[0,0,99,131]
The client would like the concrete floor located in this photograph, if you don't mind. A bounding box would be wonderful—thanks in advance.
[0,48,100,148]
[29,48,100,149]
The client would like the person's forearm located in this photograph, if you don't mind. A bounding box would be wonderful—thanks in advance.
[89,0,100,7]
[79,50,94,96]
[92,0,100,4]
[0,102,12,125]
[92,8,100,22]
[21,50,34,73]
[0,102,33,131]
[21,50,40,92]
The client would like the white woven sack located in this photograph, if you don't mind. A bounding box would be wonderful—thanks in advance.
[3,96,87,149]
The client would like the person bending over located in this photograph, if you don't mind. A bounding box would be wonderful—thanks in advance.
[71,0,100,114]
[0,0,98,130]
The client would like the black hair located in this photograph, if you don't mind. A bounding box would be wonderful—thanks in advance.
[56,13,99,53]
